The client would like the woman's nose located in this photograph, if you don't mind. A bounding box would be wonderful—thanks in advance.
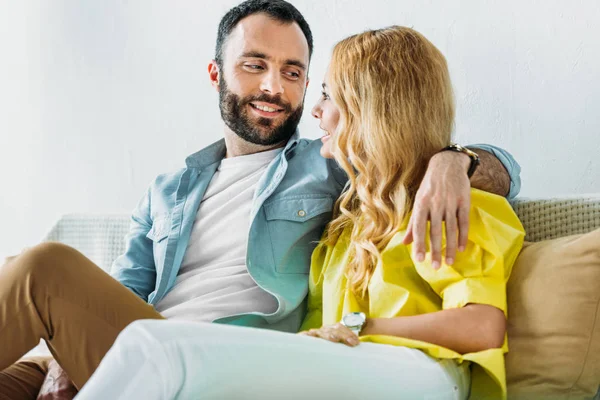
[311,103,321,119]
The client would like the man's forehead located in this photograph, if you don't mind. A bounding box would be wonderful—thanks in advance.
[225,14,309,64]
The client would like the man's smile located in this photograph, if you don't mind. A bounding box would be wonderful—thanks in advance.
[249,102,285,118]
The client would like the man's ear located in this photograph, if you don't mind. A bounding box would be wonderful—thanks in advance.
[208,60,220,92]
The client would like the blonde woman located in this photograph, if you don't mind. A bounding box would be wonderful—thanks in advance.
[76,26,524,400]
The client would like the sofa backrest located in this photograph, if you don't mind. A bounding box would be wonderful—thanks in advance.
[512,194,600,242]
[44,194,600,273]
[44,214,130,273]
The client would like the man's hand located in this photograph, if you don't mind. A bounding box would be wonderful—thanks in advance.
[402,151,471,269]
[298,323,360,347]
[36,360,78,400]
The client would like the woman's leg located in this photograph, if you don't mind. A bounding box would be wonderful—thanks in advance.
[0,242,164,391]
[77,320,470,400]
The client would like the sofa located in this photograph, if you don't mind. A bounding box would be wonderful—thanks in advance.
[40,194,600,399]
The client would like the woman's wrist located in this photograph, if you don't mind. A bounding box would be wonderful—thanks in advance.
[361,317,406,337]
[361,317,379,336]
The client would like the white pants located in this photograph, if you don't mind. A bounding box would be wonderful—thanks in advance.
[75,320,470,400]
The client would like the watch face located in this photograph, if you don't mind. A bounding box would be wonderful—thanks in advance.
[343,312,365,327]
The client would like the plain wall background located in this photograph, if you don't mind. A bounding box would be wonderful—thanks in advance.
[1,0,599,256]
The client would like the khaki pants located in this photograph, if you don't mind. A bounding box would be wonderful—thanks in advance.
[0,242,164,400]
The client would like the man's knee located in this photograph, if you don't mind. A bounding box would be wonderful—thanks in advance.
[104,320,171,372]
[11,242,78,280]
[114,320,164,351]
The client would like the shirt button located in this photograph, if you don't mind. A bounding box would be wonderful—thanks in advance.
[297,210,306,217]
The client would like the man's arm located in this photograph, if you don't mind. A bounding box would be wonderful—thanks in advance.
[403,144,521,268]
[468,143,521,200]
[468,149,510,197]
[111,185,158,301]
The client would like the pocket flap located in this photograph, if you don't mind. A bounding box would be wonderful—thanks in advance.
[146,216,170,242]
[264,196,333,222]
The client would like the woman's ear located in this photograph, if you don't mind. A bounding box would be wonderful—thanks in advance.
[208,60,220,92]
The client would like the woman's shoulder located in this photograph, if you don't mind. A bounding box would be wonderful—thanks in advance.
[384,188,524,256]
[468,188,523,233]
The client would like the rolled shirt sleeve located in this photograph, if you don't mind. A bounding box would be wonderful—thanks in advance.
[468,143,522,200]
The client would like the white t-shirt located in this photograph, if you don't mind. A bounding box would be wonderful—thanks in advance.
[155,148,282,322]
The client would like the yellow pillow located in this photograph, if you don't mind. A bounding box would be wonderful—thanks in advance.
[506,229,600,399]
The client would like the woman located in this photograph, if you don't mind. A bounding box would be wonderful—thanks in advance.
[76,26,524,400]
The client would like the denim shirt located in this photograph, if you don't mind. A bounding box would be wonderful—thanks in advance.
[111,134,521,332]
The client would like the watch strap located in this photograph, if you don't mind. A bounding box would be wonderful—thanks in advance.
[441,144,480,178]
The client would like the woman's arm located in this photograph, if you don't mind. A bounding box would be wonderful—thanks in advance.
[361,304,506,354]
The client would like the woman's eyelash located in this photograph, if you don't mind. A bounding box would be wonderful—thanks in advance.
[321,91,330,99]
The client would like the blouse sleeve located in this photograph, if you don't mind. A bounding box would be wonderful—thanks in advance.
[412,189,525,315]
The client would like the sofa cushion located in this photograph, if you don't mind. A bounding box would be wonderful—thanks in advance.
[506,228,600,399]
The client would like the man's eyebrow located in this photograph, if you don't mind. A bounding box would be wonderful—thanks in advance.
[240,51,307,71]
[241,51,269,60]
[285,59,307,71]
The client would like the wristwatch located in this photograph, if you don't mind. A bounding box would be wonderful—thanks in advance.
[441,144,480,178]
[341,312,367,336]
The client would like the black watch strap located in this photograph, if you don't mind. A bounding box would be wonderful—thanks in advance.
[441,144,480,178]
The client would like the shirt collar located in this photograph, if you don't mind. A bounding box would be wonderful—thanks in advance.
[185,131,301,169]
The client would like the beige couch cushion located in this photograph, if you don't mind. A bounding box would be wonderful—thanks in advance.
[506,229,600,399]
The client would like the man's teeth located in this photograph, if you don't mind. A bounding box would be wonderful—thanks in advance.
[253,104,280,112]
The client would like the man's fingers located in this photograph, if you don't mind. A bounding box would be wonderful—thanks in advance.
[411,207,429,262]
[444,209,458,265]
[429,210,443,269]
[402,217,414,244]
[458,204,470,252]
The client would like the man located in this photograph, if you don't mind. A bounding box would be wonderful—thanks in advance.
[0,1,519,398]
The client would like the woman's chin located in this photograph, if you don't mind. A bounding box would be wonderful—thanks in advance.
[319,144,334,159]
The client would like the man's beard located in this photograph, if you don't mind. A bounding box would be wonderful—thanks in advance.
[218,77,304,146]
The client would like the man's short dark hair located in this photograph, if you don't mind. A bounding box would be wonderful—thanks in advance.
[215,0,313,68]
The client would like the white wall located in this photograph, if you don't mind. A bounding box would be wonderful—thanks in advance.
[1,0,599,255]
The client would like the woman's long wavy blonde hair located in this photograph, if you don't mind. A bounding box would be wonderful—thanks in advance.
[325,26,455,296]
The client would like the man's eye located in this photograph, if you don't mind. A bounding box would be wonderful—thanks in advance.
[245,64,263,70]
[287,71,300,78]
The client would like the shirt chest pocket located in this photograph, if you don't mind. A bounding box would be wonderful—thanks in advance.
[146,216,170,242]
[264,195,334,274]
[146,215,170,270]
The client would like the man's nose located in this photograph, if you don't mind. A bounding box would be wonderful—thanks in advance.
[260,70,284,95]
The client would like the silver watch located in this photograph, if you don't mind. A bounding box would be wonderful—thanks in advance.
[341,312,367,336]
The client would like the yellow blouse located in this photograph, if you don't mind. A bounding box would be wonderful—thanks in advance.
[301,189,525,400]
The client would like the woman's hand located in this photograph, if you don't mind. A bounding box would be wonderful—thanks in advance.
[298,323,360,347]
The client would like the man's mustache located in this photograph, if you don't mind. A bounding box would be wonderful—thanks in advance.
[242,93,292,113]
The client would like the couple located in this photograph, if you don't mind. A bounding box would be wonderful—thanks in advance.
[0,0,524,399]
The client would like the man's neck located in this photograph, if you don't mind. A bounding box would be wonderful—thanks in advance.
[223,128,287,158]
